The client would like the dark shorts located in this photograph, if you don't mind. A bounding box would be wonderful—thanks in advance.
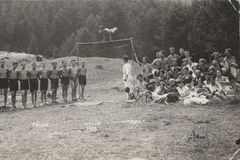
[61,77,70,85]
[40,78,48,91]
[51,79,59,89]
[166,93,179,103]
[20,79,29,90]
[0,78,8,89]
[9,79,18,91]
[78,75,86,85]
[29,79,38,93]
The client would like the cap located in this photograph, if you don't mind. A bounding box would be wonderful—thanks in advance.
[169,78,175,83]
[199,58,207,63]
[209,65,215,70]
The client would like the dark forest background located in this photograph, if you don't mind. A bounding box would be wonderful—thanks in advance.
[0,0,239,61]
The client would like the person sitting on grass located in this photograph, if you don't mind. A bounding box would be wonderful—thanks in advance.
[183,80,210,105]
[141,57,152,78]
[135,74,146,100]
[207,76,228,101]
[176,80,191,99]
[125,87,137,103]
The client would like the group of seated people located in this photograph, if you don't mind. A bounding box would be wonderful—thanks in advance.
[127,47,240,105]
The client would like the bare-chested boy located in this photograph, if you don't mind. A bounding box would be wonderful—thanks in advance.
[8,61,19,109]
[49,62,59,103]
[18,62,29,108]
[0,60,9,108]
[70,59,78,101]
[38,62,49,106]
[28,62,38,107]
[78,61,87,100]
[59,61,70,102]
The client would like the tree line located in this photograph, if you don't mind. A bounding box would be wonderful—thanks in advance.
[0,0,239,61]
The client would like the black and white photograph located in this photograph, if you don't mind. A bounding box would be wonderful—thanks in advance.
[0,0,239,159]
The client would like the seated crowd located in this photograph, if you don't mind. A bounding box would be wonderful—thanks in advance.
[127,47,240,105]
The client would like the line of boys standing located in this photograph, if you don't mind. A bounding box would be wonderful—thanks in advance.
[0,59,87,110]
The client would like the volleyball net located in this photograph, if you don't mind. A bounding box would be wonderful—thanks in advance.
[69,38,140,63]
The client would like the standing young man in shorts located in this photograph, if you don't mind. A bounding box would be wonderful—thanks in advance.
[78,61,87,100]
[28,62,38,108]
[39,62,49,106]
[70,59,78,102]
[0,60,9,108]
[60,61,70,103]
[49,62,59,104]
[9,61,19,109]
[18,62,29,108]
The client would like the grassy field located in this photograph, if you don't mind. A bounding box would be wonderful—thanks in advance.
[0,57,239,160]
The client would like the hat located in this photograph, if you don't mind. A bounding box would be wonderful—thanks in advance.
[199,58,207,63]
[169,78,175,83]
[209,65,215,70]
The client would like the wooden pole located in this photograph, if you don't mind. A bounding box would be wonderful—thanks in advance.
[76,43,80,65]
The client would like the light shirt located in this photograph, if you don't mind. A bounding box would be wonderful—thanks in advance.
[122,62,133,90]
[177,86,190,97]
[122,63,132,81]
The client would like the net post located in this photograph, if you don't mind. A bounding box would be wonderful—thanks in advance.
[130,37,136,91]
[130,37,140,64]
[76,42,80,64]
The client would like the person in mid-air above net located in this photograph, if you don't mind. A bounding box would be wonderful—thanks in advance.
[98,25,118,41]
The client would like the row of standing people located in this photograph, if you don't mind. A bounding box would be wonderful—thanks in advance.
[0,59,87,110]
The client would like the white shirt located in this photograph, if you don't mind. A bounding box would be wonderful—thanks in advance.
[177,86,190,98]
[122,63,132,81]
[122,62,133,89]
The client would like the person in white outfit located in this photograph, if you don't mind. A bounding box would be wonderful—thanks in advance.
[122,55,133,92]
